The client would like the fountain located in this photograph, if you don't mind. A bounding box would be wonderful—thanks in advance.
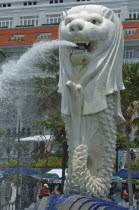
[0,40,76,131]
[0,40,76,99]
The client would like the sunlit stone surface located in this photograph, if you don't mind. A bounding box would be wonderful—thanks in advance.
[58,4,125,197]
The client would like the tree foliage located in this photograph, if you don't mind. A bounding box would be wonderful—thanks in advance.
[116,129,127,151]
[121,63,139,141]
[121,63,139,205]
[121,63,139,119]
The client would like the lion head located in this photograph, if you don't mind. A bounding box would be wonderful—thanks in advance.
[60,5,116,65]
[58,5,124,123]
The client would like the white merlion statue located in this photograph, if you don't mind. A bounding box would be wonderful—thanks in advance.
[58,5,124,197]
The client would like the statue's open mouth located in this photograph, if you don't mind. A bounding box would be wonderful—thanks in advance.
[70,41,91,65]
[76,42,91,52]
[73,41,96,53]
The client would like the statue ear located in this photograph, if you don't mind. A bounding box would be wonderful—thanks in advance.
[61,11,67,21]
[104,9,113,21]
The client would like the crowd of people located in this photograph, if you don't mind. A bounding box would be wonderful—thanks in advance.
[39,183,62,199]
[38,182,139,209]
[109,186,139,207]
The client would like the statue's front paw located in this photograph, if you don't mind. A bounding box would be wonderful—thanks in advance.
[66,81,83,105]
[76,84,82,90]
[66,81,77,92]
[66,81,82,91]
[66,81,72,87]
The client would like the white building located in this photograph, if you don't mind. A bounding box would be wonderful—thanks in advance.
[0,0,139,29]
[0,0,139,64]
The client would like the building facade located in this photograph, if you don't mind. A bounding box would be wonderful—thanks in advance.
[0,0,139,63]
[0,0,139,29]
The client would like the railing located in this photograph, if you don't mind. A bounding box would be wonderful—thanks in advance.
[123,58,139,64]
[1,201,15,210]
[123,151,139,162]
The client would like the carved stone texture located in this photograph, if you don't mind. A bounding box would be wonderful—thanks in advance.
[58,4,125,198]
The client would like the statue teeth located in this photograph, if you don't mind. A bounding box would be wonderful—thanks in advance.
[77,41,85,43]
[76,41,89,45]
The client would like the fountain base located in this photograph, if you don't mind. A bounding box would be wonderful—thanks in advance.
[32,194,128,210]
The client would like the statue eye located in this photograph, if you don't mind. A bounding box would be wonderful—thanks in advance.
[89,18,102,25]
[92,20,96,24]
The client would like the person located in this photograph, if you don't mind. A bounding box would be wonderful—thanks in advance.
[51,185,62,195]
[134,189,138,200]
[39,184,49,199]
[130,149,136,162]
[122,188,129,202]
[108,187,115,202]
[112,189,123,204]
[134,189,139,209]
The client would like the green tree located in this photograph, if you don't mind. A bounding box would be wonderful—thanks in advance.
[121,63,139,206]
[116,129,127,151]
[132,110,139,144]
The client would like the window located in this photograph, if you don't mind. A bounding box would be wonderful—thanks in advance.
[124,48,136,59]
[133,13,136,18]
[0,17,13,28]
[129,9,139,19]
[23,2,37,6]
[6,21,9,27]
[124,28,136,35]
[0,3,12,7]
[36,33,52,40]
[12,55,21,60]
[77,0,90,1]
[46,15,61,24]
[113,10,121,18]
[10,34,25,41]
[50,0,63,3]
[20,15,39,26]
